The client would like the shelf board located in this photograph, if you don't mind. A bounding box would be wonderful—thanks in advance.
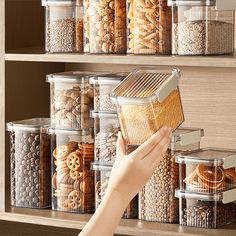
[4,47,236,68]
[0,208,236,236]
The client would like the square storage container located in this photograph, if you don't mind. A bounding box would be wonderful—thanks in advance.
[176,189,236,228]
[91,162,138,218]
[127,0,172,54]
[6,118,51,208]
[111,68,184,145]
[42,0,83,53]
[139,127,204,223]
[50,128,95,213]
[176,148,236,193]
[92,111,119,163]
[90,73,127,112]
[47,71,100,129]
[168,0,235,55]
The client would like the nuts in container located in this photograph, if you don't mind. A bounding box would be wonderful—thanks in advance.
[127,0,172,54]
[6,118,51,208]
[50,128,95,213]
[139,127,204,223]
[111,68,184,145]
[176,148,236,193]
[47,71,100,129]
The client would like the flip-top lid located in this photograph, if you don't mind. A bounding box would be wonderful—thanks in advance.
[41,0,77,6]
[89,73,128,85]
[91,162,113,171]
[91,111,118,119]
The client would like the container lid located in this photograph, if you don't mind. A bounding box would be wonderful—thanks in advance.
[89,73,128,85]
[168,0,216,6]
[41,0,77,6]
[111,68,181,105]
[48,127,91,135]
[175,189,236,204]
[6,118,50,132]
[172,127,204,146]
[176,148,236,169]
[91,111,118,119]
[91,162,113,171]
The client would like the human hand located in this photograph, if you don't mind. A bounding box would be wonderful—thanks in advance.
[106,126,172,205]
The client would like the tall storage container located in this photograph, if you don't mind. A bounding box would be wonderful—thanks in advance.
[6,118,51,208]
[139,127,204,223]
[50,128,95,213]
[168,0,235,55]
[127,0,172,54]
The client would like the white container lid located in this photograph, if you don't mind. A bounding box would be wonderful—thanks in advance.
[91,162,113,171]
[41,0,77,6]
[91,111,118,119]
[48,127,91,135]
[89,73,128,85]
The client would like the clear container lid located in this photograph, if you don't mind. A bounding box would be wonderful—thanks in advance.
[168,0,216,6]
[91,111,118,119]
[176,148,236,169]
[111,68,181,105]
[48,127,91,135]
[41,0,77,6]
[91,162,113,171]
[89,73,128,85]
[6,118,50,132]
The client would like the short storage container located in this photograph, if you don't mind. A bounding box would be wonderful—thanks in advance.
[6,118,51,208]
[50,128,95,213]
[91,162,138,218]
[139,127,204,223]
[41,0,83,53]
[111,68,184,145]
[168,0,235,55]
[176,189,236,228]
[176,148,236,193]
[47,72,98,129]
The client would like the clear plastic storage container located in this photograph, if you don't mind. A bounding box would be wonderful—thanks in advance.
[176,148,236,194]
[91,162,138,218]
[176,189,236,228]
[139,127,204,223]
[47,71,98,129]
[90,73,127,112]
[86,0,126,53]
[127,0,172,54]
[111,68,184,145]
[42,0,83,53]
[6,118,51,208]
[92,112,119,163]
[168,0,235,55]
[50,128,95,213]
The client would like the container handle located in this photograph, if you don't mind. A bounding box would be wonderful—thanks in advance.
[180,130,202,146]
[223,155,236,169]
[216,0,236,10]
[223,188,236,204]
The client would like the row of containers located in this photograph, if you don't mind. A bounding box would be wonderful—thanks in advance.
[7,69,236,228]
[41,0,236,55]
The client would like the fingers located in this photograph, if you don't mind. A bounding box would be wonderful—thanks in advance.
[131,126,172,160]
[116,132,126,159]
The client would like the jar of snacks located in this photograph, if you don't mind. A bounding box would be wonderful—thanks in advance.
[139,127,204,223]
[127,0,172,54]
[86,0,127,53]
[111,68,184,145]
[50,128,95,213]
[41,0,83,53]
[168,0,235,55]
[47,71,98,129]
[89,73,127,112]
[6,118,51,208]
[176,190,236,228]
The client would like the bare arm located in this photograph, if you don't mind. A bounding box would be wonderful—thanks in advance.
[79,126,172,236]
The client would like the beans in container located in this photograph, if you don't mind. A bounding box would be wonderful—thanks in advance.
[139,127,204,223]
[6,118,51,208]
[111,68,184,145]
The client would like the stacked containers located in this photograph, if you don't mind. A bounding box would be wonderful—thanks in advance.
[139,127,204,223]
[6,118,51,208]
[168,0,235,55]
[176,148,236,228]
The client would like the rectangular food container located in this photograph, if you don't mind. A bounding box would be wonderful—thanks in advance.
[6,118,51,208]
[139,127,204,223]
[111,68,184,145]
[89,73,127,112]
[47,71,101,129]
[176,148,236,193]
[91,162,138,218]
[41,0,83,53]
[168,0,235,55]
[176,189,236,228]
[49,128,95,213]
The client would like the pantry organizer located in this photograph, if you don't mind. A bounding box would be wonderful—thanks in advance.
[111,68,184,145]
[6,118,51,209]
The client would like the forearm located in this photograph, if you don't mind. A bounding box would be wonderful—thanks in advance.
[79,190,129,236]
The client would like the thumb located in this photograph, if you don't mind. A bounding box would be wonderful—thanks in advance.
[116,132,126,159]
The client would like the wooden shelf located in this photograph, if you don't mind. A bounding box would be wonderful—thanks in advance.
[0,208,235,236]
[5,47,236,68]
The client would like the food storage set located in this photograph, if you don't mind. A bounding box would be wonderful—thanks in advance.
[41,0,236,55]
